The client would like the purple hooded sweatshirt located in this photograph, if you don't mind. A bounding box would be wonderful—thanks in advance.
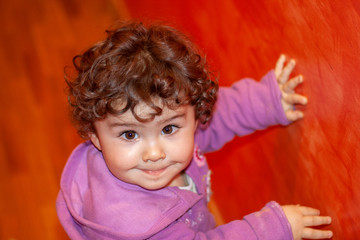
[56,70,294,240]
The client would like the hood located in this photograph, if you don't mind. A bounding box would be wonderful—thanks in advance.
[56,141,204,240]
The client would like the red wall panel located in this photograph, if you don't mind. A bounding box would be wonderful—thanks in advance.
[125,0,360,237]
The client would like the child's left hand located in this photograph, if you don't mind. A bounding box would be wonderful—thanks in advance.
[282,205,333,240]
[275,54,308,122]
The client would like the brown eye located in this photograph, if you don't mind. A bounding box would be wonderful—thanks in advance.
[162,125,174,135]
[121,131,137,140]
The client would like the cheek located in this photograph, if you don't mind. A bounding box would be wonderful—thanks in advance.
[171,131,195,163]
[102,144,140,170]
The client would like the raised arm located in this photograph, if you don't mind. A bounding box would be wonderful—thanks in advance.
[195,55,307,153]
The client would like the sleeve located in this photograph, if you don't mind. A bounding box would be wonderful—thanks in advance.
[195,70,291,153]
[150,201,293,240]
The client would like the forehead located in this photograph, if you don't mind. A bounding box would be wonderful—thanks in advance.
[110,99,194,123]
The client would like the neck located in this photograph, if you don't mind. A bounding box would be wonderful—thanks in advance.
[167,171,187,187]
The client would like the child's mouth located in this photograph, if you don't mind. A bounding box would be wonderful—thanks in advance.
[143,167,167,176]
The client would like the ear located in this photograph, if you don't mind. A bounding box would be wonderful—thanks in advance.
[89,132,102,151]
[195,119,199,130]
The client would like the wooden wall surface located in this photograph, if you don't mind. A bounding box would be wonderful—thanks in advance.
[1,0,359,239]
[0,1,129,239]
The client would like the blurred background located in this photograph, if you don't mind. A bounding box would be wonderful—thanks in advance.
[1,0,359,239]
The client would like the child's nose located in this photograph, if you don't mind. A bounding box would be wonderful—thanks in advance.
[142,141,166,162]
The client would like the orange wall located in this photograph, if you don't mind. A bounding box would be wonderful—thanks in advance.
[125,0,360,237]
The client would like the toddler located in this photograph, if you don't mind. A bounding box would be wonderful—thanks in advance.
[56,21,333,239]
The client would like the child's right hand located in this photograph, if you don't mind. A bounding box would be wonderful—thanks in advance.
[282,205,333,239]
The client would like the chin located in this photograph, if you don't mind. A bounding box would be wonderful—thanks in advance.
[136,179,170,191]
[139,184,167,191]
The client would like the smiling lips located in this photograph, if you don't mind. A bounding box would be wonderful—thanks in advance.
[142,167,167,176]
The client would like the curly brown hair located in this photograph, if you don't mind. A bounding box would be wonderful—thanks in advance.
[66,21,218,138]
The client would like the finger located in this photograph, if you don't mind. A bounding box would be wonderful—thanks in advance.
[283,93,308,105]
[275,54,286,78]
[285,110,304,121]
[298,206,321,216]
[302,228,333,239]
[303,216,332,227]
[282,75,303,93]
[278,59,296,84]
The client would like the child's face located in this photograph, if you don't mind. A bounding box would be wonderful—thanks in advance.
[89,101,198,190]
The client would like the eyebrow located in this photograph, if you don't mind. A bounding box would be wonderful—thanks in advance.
[160,113,186,124]
[108,112,187,128]
[108,122,139,128]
